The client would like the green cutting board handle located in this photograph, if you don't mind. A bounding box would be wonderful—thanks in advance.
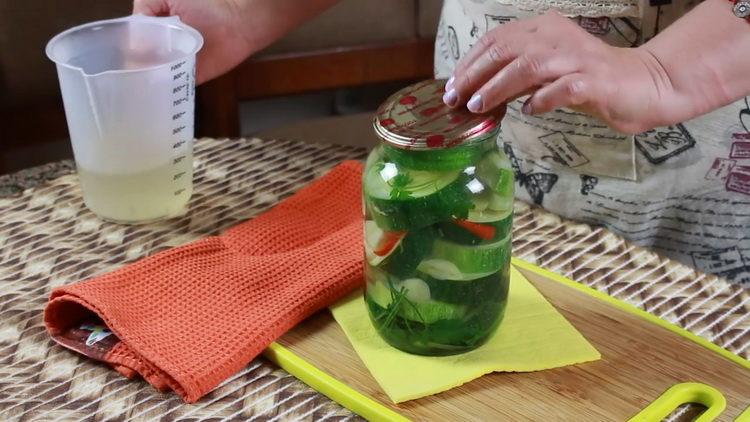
[627,382,726,422]
[736,404,750,422]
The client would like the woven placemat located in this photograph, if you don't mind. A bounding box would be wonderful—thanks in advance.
[0,138,747,421]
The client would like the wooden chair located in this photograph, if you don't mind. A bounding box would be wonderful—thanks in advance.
[196,39,435,138]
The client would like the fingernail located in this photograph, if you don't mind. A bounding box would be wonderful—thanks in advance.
[442,89,458,106]
[521,100,533,115]
[445,76,455,91]
[467,94,482,113]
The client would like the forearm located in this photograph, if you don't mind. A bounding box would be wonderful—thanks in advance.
[236,0,341,54]
[641,0,750,122]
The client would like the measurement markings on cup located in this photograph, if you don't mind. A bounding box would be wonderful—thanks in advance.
[170,61,193,196]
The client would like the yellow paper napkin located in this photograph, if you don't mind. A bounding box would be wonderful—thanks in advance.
[330,265,601,403]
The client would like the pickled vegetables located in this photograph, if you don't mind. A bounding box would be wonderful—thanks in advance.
[381,141,491,171]
[363,141,514,355]
[364,158,474,231]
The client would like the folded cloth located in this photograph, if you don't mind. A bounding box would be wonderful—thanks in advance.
[44,161,365,403]
[330,266,601,403]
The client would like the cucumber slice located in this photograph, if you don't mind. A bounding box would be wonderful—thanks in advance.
[417,259,496,281]
[381,226,436,278]
[421,271,509,305]
[488,191,514,212]
[365,266,394,309]
[468,181,512,221]
[399,300,465,324]
[471,192,490,212]
[468,207,512,223]
[429,236,510,275]
[437,213,513,245]
[466,189,511,223]
[364,145,384,173]
[365,162,461,200]
[382,142,490,171]
[476,151,514,197]
[365,221,435,276]
[365,162,473,231]
[364,220,405,266]
[494,214,513,240]
[365,275,464,323]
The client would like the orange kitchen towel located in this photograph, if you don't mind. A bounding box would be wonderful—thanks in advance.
[44,161,364,403]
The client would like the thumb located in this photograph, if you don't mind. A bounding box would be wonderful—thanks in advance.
[133,0,170,16]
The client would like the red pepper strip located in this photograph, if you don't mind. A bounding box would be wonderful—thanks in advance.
[373,231,406,256]
[453,219,496,240]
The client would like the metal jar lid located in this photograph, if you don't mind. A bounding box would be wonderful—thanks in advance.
[373,79,504,150]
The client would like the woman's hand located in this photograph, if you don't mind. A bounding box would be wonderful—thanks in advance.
[443,11,680,134]
[134,0,256,84]
[133,0,340,84]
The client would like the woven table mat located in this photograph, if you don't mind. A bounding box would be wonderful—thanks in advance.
[0,137,747,422]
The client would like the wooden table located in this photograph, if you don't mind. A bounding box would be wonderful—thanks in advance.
[0,138,747,421]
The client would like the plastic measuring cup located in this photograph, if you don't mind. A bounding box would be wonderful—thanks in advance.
[46,15,203,224]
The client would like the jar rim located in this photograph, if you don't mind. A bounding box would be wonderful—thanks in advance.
[373,79,504,150]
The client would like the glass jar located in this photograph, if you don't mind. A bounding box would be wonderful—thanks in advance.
[363,79,514,356]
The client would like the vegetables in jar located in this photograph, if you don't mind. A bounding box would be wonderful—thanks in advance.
[364,79,513,355]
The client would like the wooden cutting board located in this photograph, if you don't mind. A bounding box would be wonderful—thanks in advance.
[272,261,750,421]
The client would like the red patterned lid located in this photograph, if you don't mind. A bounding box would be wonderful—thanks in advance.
[373,79,503,150]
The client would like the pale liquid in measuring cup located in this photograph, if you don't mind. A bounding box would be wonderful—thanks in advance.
[78,162,192,223]
[68,49,195,223]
